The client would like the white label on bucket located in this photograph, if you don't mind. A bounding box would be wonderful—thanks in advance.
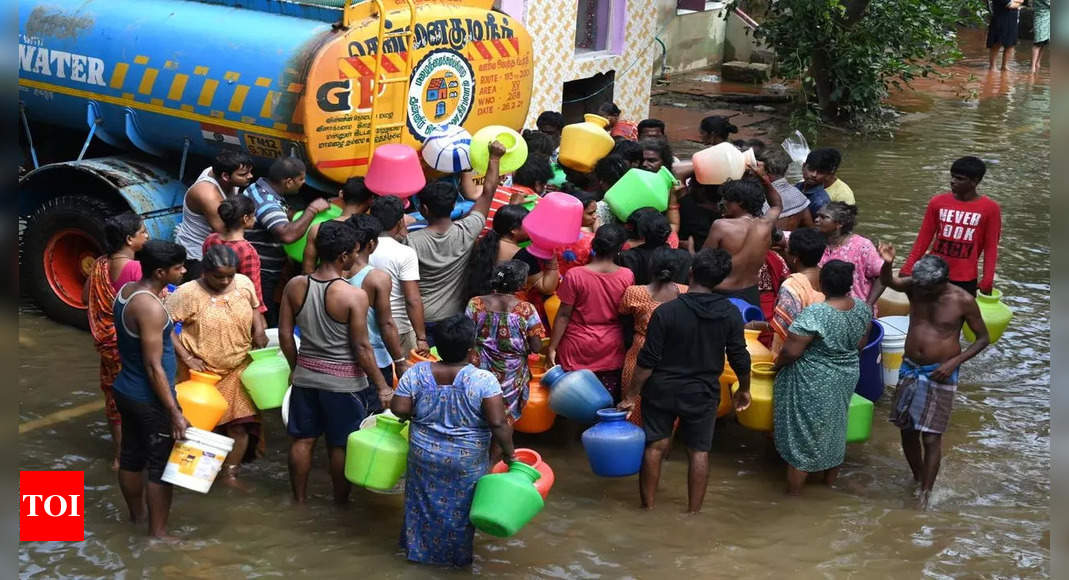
[193,454,223,480]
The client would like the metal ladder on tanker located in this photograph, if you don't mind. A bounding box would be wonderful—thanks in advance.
[364,0,417,152]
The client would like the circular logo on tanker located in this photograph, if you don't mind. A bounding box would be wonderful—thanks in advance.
[407,49,476,142]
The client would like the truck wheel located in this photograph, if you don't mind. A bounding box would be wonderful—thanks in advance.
[21,195,117,330]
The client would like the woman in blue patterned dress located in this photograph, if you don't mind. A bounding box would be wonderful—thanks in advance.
[772,260,872,496]
[391,314,518,567]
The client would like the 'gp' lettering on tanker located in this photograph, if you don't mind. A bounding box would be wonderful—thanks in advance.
[19,43,106,87]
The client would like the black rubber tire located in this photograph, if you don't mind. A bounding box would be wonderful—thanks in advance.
[21,195,117,330]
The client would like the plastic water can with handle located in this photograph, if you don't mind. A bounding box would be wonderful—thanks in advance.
[846,393,874,443]
[470,125,528,176]
[558,114,615,173]
[693,142,756,185]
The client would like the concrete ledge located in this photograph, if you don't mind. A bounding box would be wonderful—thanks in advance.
[751,48,776,66]
[721,61,770,84]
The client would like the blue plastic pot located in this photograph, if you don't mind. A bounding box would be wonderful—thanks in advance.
[855,320,885,402]
[541,366,613,424]
[581,409,645,477]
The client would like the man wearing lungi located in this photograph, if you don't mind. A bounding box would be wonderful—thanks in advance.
[877,247,991,508]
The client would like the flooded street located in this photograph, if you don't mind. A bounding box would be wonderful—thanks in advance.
[19,36,1049,577]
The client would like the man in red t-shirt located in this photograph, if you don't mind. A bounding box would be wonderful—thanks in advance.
[900,156,1002,296]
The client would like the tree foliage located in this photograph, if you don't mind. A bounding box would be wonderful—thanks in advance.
[753,0,986,129]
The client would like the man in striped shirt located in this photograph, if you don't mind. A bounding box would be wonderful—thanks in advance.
[242,157,329,326]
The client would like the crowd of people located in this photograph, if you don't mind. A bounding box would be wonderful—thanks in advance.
[84,107,1001,563]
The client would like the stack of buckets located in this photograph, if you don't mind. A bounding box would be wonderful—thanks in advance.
[878,316,909,387]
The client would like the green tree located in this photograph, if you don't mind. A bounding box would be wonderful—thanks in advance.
[754,0,985,128]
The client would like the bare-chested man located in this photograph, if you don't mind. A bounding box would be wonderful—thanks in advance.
[878,245,990,507]
[174,150,254,281]
[701,166,783,306]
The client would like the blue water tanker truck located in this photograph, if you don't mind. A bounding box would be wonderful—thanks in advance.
[18,0,535,328]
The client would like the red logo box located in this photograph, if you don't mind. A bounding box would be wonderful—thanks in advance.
[20,471,85,541]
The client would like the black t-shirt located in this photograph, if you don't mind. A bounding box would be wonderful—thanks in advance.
[678,193,720,250]
[637,292,750,406]
[617,245,690,286]
[512,247,542,277]
[617,245,658,286]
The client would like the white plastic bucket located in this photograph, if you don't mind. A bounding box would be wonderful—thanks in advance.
[264,328,300,351]
[877,316,910,387]
[161,427,234,493]
[281,385,292,427]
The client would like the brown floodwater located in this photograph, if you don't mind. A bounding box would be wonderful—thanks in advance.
[19,34,1049,577]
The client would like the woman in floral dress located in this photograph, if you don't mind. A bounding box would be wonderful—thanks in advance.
[815,202,885,314]
[167,244,268,487]
[465,260,546,422]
